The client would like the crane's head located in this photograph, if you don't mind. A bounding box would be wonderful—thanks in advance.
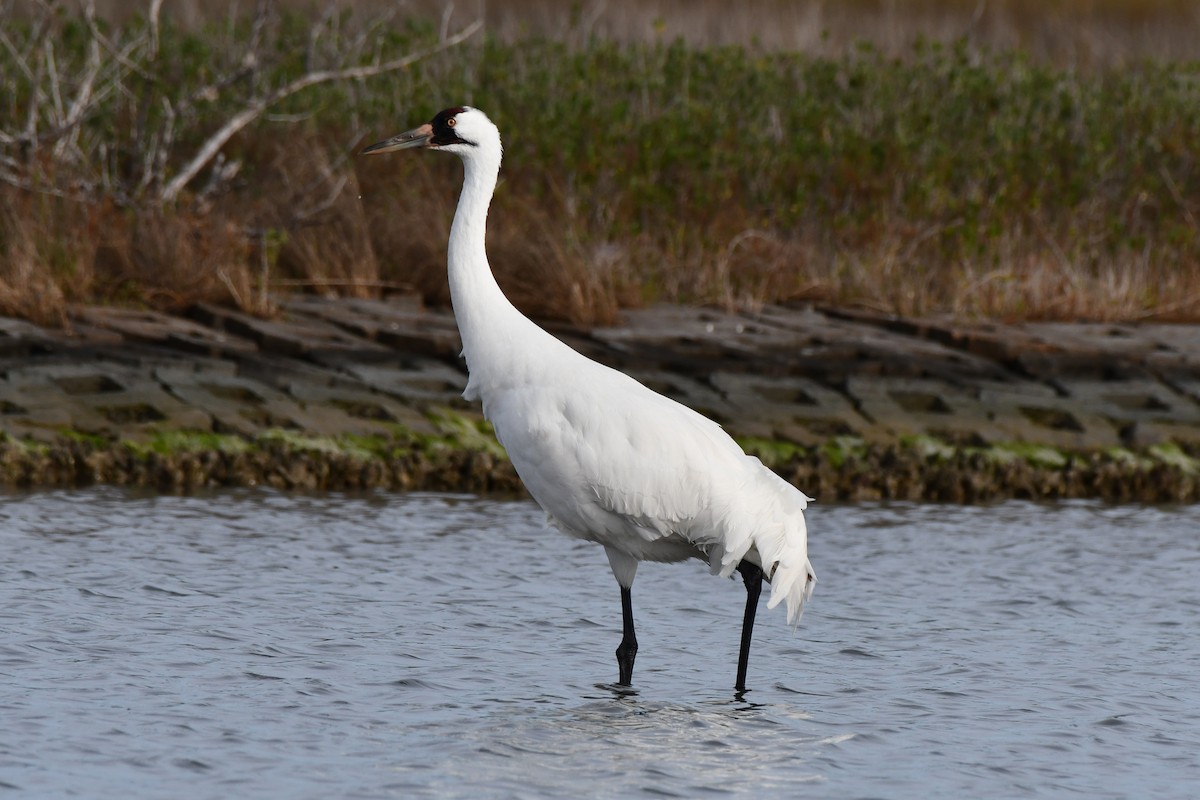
[361,106,499,159]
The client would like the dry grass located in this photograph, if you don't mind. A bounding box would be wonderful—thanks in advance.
[248,140,382,301]
[1,186,258,321]
[3,0,1200,327]
[356,156,637,324]
[0,201,74,326]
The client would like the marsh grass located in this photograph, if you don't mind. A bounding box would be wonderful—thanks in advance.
[2,1,1200,325]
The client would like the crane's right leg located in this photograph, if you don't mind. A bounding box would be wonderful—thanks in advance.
[735,560,764,693]
[616,586,638,686]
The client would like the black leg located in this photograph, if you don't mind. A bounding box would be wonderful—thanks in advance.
[735,560,764,693]
[616,586,638,686]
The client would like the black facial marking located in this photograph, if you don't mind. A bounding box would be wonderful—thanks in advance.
[430,106,473,147]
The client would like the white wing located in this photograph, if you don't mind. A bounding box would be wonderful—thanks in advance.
[482,350,816,625]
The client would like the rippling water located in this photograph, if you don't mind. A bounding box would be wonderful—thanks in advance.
[1,489,1198,798]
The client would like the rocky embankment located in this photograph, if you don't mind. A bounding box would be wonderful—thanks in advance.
[2,297,1199,502]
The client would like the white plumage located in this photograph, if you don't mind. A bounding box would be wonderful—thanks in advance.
[362,106,815,691]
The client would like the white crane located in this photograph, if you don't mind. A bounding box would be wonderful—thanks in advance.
[362,107,815,692]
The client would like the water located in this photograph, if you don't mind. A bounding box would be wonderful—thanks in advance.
[1,489,1198,799]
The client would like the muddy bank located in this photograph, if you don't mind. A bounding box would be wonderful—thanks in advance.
[2,298,1200,502]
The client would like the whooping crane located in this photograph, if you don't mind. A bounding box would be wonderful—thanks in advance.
[362,107,815,693]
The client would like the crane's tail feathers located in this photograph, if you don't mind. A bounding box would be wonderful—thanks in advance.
[766,555,816,627]
[711,544,815,628]
[707,462,815,627]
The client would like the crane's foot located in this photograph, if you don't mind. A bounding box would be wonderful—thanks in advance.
[615,633,638,686]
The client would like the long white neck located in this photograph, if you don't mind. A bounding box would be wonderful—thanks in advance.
[447,140,541,398]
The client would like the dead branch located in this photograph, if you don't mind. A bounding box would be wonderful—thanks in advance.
[53,31,103,159]
[44,39,65,126]
[159,17,484,203]
[2,0,482,218]
[79,1,156,84]
[0,27,36,83]
[149,0,164,56]
[291,174,349,223]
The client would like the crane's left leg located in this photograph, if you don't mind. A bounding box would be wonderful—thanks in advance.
[616,585,638,686]
[735,560,764,692]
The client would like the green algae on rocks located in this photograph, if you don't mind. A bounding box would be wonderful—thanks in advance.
[2,430,1197,503]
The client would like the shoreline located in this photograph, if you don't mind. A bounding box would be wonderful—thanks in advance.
[2,298,1199,503]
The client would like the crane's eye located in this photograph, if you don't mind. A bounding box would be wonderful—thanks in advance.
[447,118,457,127]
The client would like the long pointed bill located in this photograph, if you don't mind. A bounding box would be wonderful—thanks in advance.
[361,123,434,155]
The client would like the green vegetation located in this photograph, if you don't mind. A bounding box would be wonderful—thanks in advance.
[2,3,1199,325]
[424,408,508,458]
[128,431,253,456]
[988,442,1070,469]
[0,421,519,494]
[113,415,506,464]
[3,426,1199,502]
[370,36,1200,322]
[1148,442,1199,473]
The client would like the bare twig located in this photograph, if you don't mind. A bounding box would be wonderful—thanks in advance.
[307,2,340,73]
[150,95,177,191]
[0,27,36,82]
[149,0,164,56]
[1136,289,1200,320]
[1159,165,1200,232]
[53,29,103,159]
[289,174,349,225]
[0,166,94,201]
[18,0,57,66]
[348,6,401,57]
[22,56,44,146]
[217,268,245,307]
[282,126,363,219]
[195,153,242,203]
[44,40,66,126]
[80,3,156,84]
